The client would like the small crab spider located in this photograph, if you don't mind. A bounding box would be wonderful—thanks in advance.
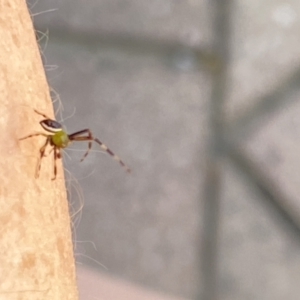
[19,110,131,180]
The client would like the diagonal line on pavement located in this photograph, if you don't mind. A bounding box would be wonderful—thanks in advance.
[227,144,300,240]
[228,67,300,142]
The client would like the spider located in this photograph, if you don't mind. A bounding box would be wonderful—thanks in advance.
[19,110,131,180]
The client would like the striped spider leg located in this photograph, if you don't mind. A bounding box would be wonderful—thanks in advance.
[68,129,131,173]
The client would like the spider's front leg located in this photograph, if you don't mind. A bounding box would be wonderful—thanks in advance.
[68,129,130,173]
[19,132,49,141]
[33,109,52,120]
[68,129,93,162]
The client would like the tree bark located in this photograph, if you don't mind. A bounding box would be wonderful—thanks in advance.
[0,1,78,299]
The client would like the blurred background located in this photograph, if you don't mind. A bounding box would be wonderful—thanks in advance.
[27,0,300,299]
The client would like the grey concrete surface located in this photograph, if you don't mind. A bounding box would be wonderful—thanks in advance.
[26,0,300,299]
[220,162,300,300]
[227,0,300,123]
[29,0,213,47]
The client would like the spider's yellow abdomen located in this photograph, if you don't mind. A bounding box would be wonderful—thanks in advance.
[51,130,70,148]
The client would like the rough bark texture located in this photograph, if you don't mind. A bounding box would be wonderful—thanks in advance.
[0,1,78,299]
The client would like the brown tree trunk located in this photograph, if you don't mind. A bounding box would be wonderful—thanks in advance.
[0,1,78,299]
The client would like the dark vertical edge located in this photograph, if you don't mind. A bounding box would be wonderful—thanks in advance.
[201,1,232,300]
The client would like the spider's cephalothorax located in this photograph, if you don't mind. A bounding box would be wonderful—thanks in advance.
[40,119,71,149]
[19,110,130,180]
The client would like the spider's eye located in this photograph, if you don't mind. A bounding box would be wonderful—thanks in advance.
[40,119,63,133]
